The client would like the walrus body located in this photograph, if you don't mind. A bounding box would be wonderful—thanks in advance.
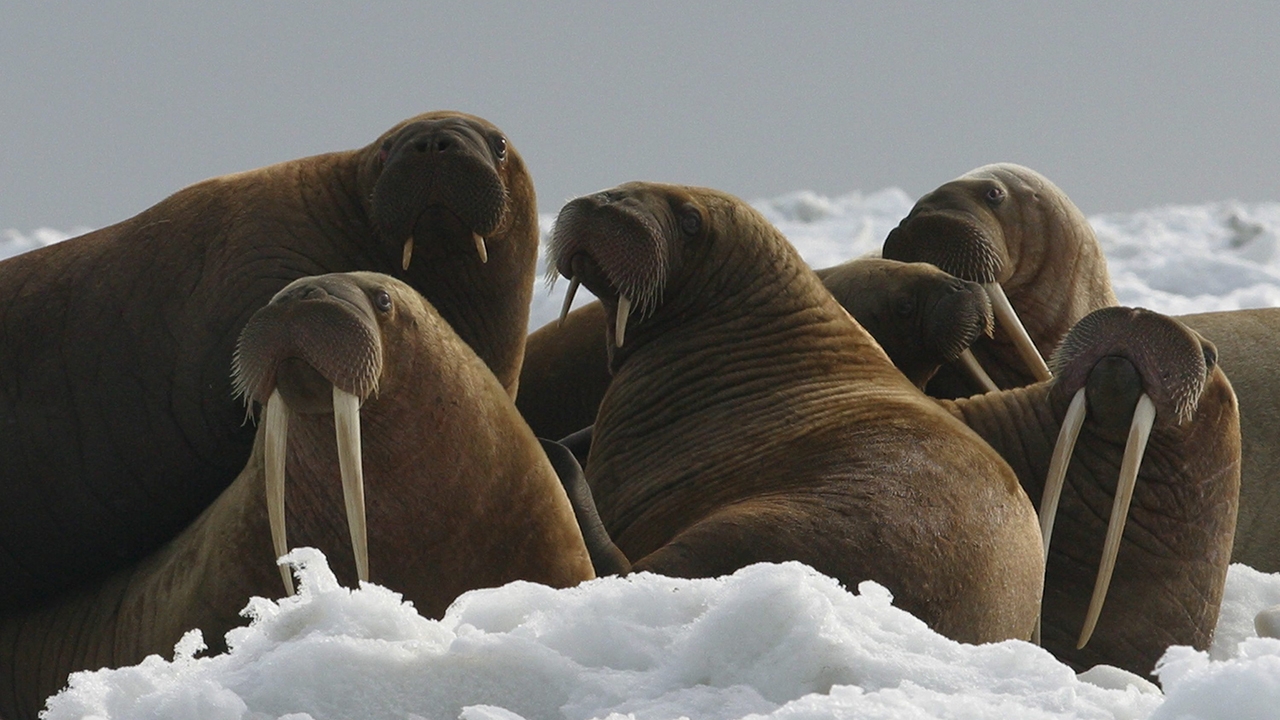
[548,182,1045,644]
[882,163,1117,396]
[517,257,992,441]
[0,111,538,611]
[1177,308,1280,571]
[0,273,592,719]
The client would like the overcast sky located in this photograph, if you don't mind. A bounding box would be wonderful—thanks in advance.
[3,3,1278,232]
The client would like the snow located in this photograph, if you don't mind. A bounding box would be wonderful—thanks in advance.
[6,190,1280,719]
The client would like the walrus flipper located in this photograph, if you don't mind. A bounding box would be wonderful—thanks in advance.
[539,438,631,576]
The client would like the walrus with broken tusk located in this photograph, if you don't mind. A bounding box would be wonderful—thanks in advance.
[882,162,1117,396]
[548,181,1045,644]
[0,272,593,720]
[0,110,538,613]
[518,257,993,442]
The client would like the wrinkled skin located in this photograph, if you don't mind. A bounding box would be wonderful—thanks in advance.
[547,182,1045,645]
[0,111,539,611]
[0,273,591,719]
[882,163,1117,396]
[517,257,992,441]
[944,307,1239,675]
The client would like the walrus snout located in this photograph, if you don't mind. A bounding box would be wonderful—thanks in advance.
[926,278,994,361]
[371,116,509,267]
[232,275,384,410]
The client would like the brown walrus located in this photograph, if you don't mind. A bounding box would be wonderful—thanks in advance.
[548,181,1045,644]
[0,111,539,612]
[517,257,993,442]
[882,167,1274,576]
[940,306,1239,675]
[0,272,592,720]
[881,162,1118,396]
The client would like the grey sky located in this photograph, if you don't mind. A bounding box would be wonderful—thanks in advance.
[3,3,1278,232]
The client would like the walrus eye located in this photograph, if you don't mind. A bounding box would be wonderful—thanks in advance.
[896,298,916,317]
[679,205,702,236]
[491,135,508,162]
[985,186,1006,206]
[374,290,393,313]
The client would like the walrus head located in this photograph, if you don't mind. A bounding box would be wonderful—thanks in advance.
[817,257,994,389]
[232,272,414,594]
[548,182,709,355]
[883,163,1096,388]
[1037,306,1219,650]
[364,112,515,270]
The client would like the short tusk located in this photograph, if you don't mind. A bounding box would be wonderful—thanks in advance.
[263,390,294,596]
[333,386,370,585]
[1255,603,1280,639]
[983,282,1052,382]
[473,232,488,264]
[956,349,1000,393]
[559,276,581,327]
[1077,392,1156,649]
[615,295,631,348]
[401,236,415,271]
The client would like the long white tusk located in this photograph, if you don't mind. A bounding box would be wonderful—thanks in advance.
[1255,604,1280,639]
[1031,387,1089,645]
[401,236,415,271]
[615,295,631,348]
[956,349,1000,393]
[983,282,1052,382]
[558,276,581,327]
[1077,392,1156,649]
[473,232,488,263]
[263,390,294,596]
[333,386,370,584]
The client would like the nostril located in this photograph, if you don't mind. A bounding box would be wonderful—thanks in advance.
[413,139,429,153]
[435,136,455,153]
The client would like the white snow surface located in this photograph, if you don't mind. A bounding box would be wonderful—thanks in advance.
[6,190,1280,719]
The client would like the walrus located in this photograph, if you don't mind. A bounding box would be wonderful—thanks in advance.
[882,168,1276,575]
[881,162,1118,396]
[0,272,593,719]
[548,181,1046,644]
[517,257,993,441]
[938,306,1239,675]
[0,111,539,612]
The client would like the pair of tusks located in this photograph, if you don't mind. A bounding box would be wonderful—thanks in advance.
[1035,388,1157,648]
[557,276,631,347]
[400,232,489,271]
[263,387,369,596]
[955,283,1054,393]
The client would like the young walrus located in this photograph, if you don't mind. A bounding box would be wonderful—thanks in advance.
[548,181,1045,644]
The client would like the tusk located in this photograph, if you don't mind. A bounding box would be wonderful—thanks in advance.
[333,386,370,584]
[1041,388,1088,564]
[558,276,581,327]
[956,349,1000,393]
[615,295,631,348]
[1255,604,1280,639]
[983,282,1052,382]
[1032,386,1087,645]
[263,390,294,596]
[1077,392,1156,649]
[401,236,414,271]
[473,232,488,263]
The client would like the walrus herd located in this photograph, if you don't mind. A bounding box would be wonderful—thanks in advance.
[0,114,1263,718]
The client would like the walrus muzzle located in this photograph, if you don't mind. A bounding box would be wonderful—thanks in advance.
[232,275,385,595]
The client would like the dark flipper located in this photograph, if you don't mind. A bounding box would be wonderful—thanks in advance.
[539,437,631,576]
